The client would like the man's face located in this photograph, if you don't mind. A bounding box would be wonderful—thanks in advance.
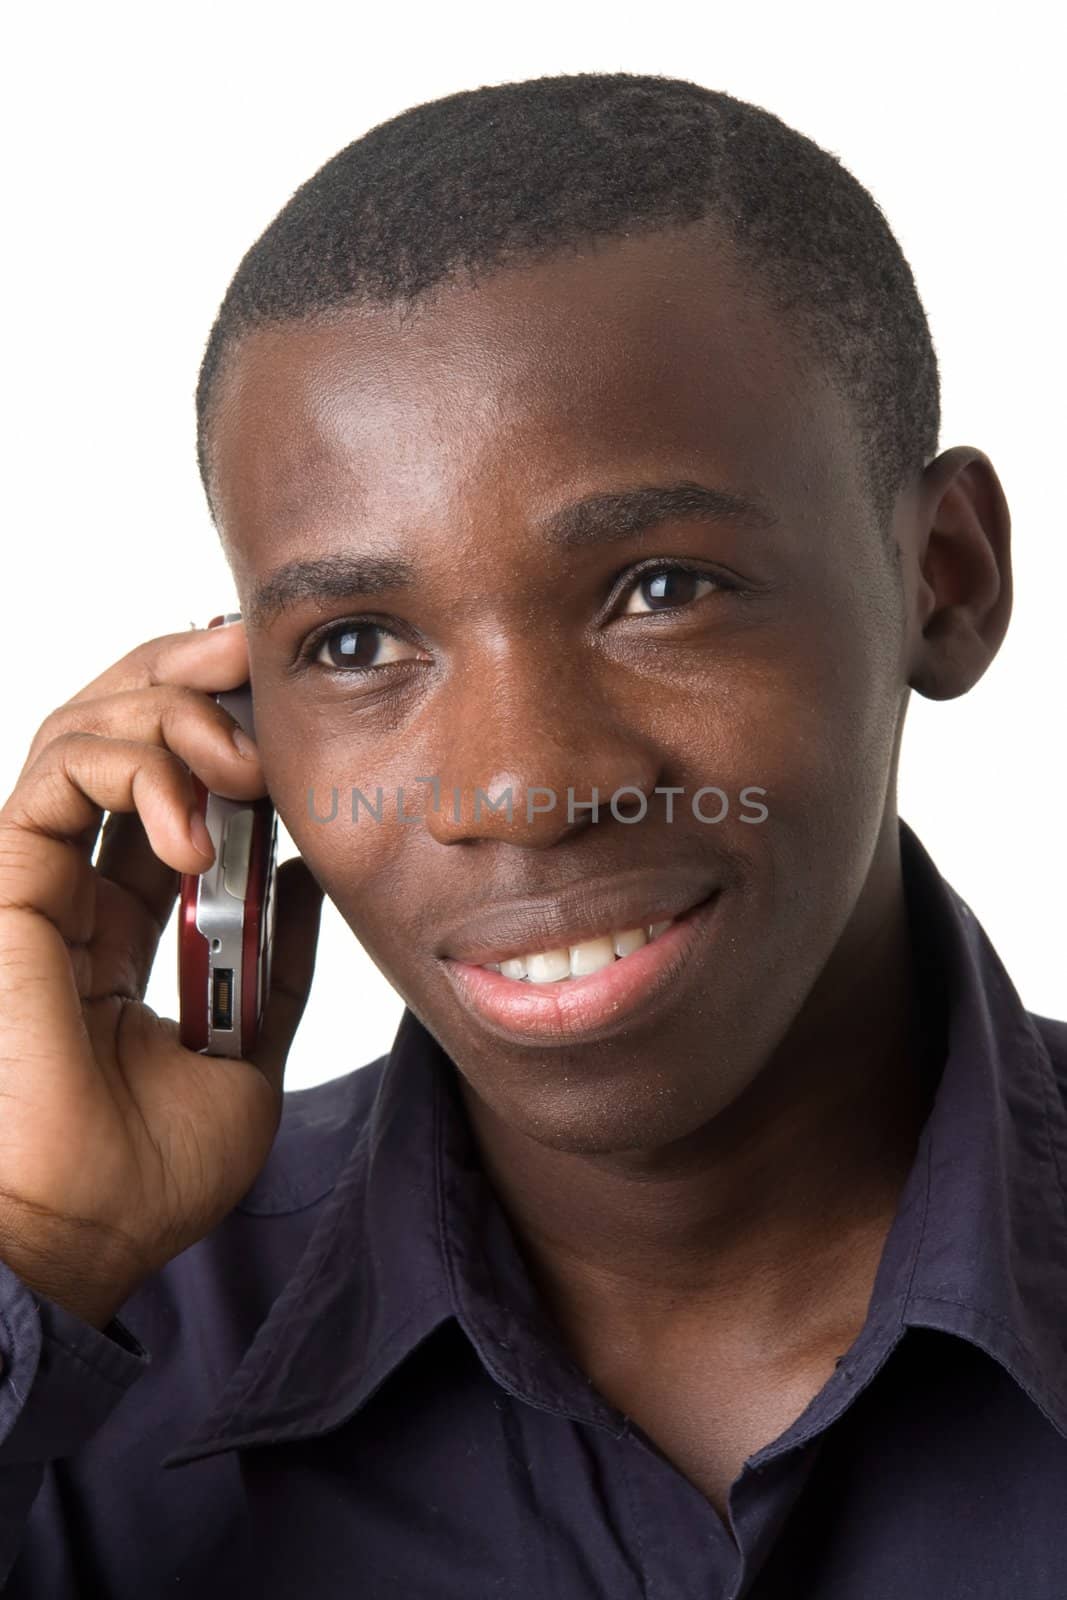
[210,227,911,1154]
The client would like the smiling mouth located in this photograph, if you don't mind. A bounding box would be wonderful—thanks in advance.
[478,917,677,982]
[439,889,722,1046]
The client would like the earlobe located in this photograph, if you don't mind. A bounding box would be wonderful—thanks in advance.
[905,447,1012,702]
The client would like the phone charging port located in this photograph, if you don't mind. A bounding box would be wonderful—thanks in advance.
[211,968,235,1031]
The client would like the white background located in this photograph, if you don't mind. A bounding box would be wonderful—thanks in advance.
[3,1,1063,1088]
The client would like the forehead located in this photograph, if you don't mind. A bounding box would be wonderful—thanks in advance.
[208,228,867,569]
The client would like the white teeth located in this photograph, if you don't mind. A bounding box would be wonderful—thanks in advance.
[526,949,571,983]
[568,935,617,976]
[484,918,675,980]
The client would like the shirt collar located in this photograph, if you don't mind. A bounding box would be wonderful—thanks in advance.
[870,821,1067,1436]
[164,984,628,1470]
[164,820,1067,1467]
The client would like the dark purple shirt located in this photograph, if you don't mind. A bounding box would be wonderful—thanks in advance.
[1,820,1065,1598]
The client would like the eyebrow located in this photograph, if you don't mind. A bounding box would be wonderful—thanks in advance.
[246,480,777,627]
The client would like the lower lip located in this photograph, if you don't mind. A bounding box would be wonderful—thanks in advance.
[440,891,721,1045]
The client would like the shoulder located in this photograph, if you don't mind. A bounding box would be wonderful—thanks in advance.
[234,1051,391,1216]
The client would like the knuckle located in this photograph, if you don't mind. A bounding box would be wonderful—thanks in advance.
[42,705,110,745]
[158,683,218,733]
[50,728,105,761]
[15,729,101,788]
[0,817,38,872]
[135,740,194,796]
[124,738,178,781]
[132,631,190,682]
[33,705,70,748]
[38,730,185,801]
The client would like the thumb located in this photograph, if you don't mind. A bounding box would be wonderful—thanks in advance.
[249,854,325,1089]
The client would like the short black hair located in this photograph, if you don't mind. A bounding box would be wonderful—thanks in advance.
[195,71,940,540]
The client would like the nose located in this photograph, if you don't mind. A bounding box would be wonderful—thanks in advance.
[419,650,662,849]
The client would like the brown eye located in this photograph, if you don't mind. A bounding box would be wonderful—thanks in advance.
[620,567,718,615]
[314,624,421,671]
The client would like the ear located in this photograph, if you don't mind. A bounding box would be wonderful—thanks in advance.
[903,446,1012,701]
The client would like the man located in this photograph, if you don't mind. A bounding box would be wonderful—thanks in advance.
[0,70,1062,1598]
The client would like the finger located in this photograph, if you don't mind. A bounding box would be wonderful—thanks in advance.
[0,819,97,946]
[85,871,178,1002]
[0,885,96,1072]
[63,617,251,707]
[10,676,270,860]
[19,681,264,795]
[0,735,220,945]
[250,857,325,1093]
[94,809,180,941]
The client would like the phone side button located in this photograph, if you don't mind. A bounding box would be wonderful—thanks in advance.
[221,808,254,900]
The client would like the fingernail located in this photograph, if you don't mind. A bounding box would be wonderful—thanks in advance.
[189,808,215,860]
[233,728,258,761]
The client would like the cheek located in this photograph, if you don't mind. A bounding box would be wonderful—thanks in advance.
[661,603,902,864]
[255,725,411,933]
[257,721,467,989]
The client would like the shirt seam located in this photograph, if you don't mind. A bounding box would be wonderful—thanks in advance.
[221,1288,450,1449]
[39,1328,142,1389]
[1028,1016,1067,1245]
[747,1128,933,1463]
[187,1124,375,1431]
[435,1061,467,1331]
[184,1115,453,1446]
[898,1109,935,1324]
[0,1302,137,1395]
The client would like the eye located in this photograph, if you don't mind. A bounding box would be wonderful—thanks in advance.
[311,621,424,672]
[617,563,722,616]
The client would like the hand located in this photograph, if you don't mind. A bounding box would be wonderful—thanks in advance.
[0,622,323,1329]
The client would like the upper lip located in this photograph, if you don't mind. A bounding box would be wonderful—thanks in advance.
[436,867,719,966]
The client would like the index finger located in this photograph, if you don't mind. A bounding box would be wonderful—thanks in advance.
[65,619,252,706]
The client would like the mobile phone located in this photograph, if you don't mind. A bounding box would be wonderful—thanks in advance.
[178,613,278,1057]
